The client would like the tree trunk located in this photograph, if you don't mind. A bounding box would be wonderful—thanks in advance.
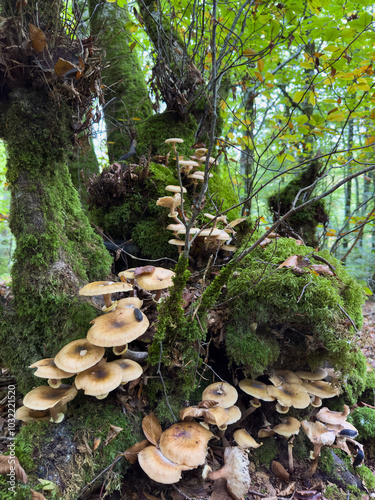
[0,88,111,392]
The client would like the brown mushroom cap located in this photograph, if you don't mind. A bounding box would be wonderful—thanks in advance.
[116,297,143,309]
[159,421,214,467]
[75,359,123,396]
[138,445,192,484]
[316,405,350,425]
[23,384,77,411]
[87,308,149,347]
[273,417,301,438]
[136,267,175,291]
[295,367,328,381]
[111,359,143,383]
[54,339,105,373]
[239,379,276,403]
[269,370,302,386]
[302,380,340,399]
[15,406,51,423]
[233,429,263,449]
[267,383,310,409]
[29,358,75,379]
[202,382,238,408]
[226,405,242,425]
[79,281,133,296]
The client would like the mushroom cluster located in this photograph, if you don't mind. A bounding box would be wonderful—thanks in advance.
[159,138,245,257]
[239,368,340,415]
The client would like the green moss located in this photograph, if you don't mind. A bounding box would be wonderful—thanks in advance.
[251,437,278,467]
[0,476,33,499]
[207,172,240,221]
[225,236,365,382]
[356,465,375,491]
[348,407,375,441]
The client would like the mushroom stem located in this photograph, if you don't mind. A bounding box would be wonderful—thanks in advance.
[122,349,148,362]
[102,293,112,308]
[240,405,257,422]
[48,378,62,389]
[288,436,295,473]
[153,289,163,302]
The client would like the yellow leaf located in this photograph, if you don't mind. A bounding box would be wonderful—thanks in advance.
[206,52,212,63]
[293,90,305,102]
[365,136,375,146]
[308,92,316,105]
[300,62,314,69]
[243,48,256,57]
[257,59,265,72]
[266,82,274,88]
[132,117,141,121]
[255,71,263,82]
[220,100,227,110]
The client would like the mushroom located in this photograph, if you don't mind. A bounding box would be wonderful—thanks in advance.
[159,421,214,467]
[156,193,182,219]
[268,370,302,387]
[111,359,143,384]
[233,429,263,450]
[168,238,185,254]
[177,160,199,174]
[86,307,149,347]
[54,339,105,373]
[165,138,184,157]
[116,297,143,309]
[207,446,251,500]
[301,380,340,407]
[135,267,176,303]
[79,280,133,310]
[202,381,238,408]
[23,384,77,422]
[75,359,123,399]
[273,417,301,473]
[29,358,75,388]
[266,383,310,413]
[138,445,193,484]
[15,406,53,423]
[165,185,187,194]
[295,367,328,382]
[239,379,276,411]
[316,405,350,425]
[180,404,230,428]
[301,420,336,475]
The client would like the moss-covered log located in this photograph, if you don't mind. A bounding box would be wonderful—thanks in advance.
[0,88,111,392]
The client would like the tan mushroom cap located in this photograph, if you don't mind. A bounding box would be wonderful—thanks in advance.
[23,384,78,411]
[202,382,238,408]
[221,245,237,252]
[316,405,350,425]
[54,339,105,373]
[273,417,301,438]
[269,370,302,386]
[176,228,200,235]
[166,224,185,232]
[79,281,133,296]
[29,358,75,379]
[194,148,208,157]
[233,429,263,449]
[301,420,336,458]
[197,228,221,237]
[302,380,340,399]
[239,379,276,403]
[165,138,184,144]
[165,185,187,193]
[87,308,149,347]
[138,445,192,484]
[204,406,231,427]
[116,297,143,309]
[177,160,199,167]
[75,359,123,396]
[159,421,213,467]
[111,359,143,383]
[136,267,175,291]
[267,383,310,409]
[15,406,51,423]
[118,269,136,280]
[226,405,242,425]
[169,239,185,247]
[199,156,217,164]
[295,367,328,381]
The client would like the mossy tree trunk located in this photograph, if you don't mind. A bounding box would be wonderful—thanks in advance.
[89,0,153,162]
[0,89,111,392]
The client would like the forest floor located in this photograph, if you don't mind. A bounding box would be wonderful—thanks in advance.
[0,299,374,499]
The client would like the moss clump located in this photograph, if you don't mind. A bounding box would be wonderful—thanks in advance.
[251,437,278,467]
[207,172,241,222]
[356,464,375,491]
[225,236,365,381]
[348,407,375,441]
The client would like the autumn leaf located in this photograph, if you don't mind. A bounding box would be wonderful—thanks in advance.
[123,439,149,464]
[54,58,79,78]
[0,455,28,483]
[28,23,47,53]
[142,413,162,446]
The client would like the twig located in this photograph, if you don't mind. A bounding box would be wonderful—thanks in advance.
[157,342,177,422]
[297,279,313,304]
[172,484,191,499]
[337,303,358,332]
[77,454,123,498]
[311,254,336,273]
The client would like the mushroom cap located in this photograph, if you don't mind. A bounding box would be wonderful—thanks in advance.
[267,383,310,409]
[116,297,143,309]
[29,358,75,379]
[165,185,187,193]
[159,421,213,467]
[156,194,181,211]
[54,339,105,373]
[202,382,238,408]
[302,380,340,399]
[177,228,200,235]
[316,405,350,425]
[118,269,136,280]
[226,405,242,425]
[269,370,302,386]
[169,239,185,247]
[239,379,275,402]
[111,359,143,383]
[197,228,221,237]
[87,308,149,347]
[295,367,328,381]
[301,420,336,446]
[208,447,251,500]
[199,156,217,164]
[165,138,184,144]
[138,445,192,484]
[136,267,175,291]
[194,148,208,157]
[23,384,77,411]
[75,359,123,396]
[166,224,185,232]
[204,406,231,427]
[221,245,237,252]
[79,281,133,296]
[273,417,301,438]
[15,406,51,422]
[177,160,199,167]
[233,429,263,449]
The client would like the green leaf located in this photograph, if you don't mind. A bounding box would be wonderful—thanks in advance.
[363,286,373,296]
